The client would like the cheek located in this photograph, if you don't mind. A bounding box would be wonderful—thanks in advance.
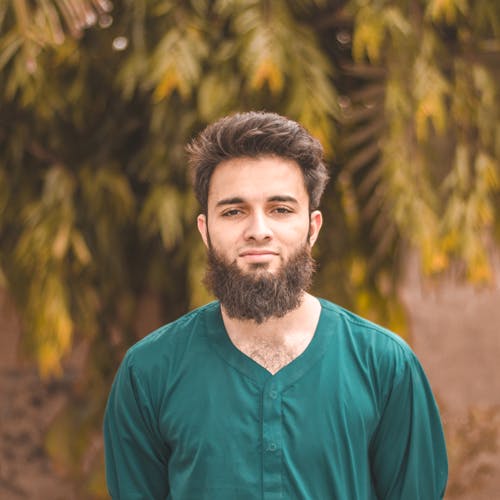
[283,223,310,243]
[206,226,239,254]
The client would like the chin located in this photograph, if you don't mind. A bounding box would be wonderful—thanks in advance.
[251,264,282,276]
[240,263,267,273]
[236,261,272,273]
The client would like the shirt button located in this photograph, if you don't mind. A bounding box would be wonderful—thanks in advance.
[269,390,278,399]
[268,442,277,452]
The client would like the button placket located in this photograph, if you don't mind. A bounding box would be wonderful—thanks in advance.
[262,381,283,499]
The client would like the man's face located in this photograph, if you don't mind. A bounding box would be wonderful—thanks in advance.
[197,156,322,275]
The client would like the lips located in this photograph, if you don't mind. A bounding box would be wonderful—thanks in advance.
[238,249,278,257]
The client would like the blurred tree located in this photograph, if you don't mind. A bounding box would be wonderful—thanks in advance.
[0,0,499,496]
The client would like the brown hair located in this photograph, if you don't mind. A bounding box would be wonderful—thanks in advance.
[186,111,329,213]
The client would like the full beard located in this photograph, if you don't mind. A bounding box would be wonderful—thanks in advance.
[203,242,316,324]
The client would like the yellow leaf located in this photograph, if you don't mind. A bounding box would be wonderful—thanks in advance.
[349,256,366,287]
[386,301,409,341]
[441,230,460,253]
[421,233,448,275]
[154,68,181,102]
[426,0,468,25]
[52,222,71,259]
[139,185,183,250]
[355,289,374,317]
[38,343,63,378]
[353,7,385,64]
[475,152,499,190]
[71,231,92,265]
[415,93,447,142]
[55,308,73,351]
[31,275,74,378]
[467,249,492,283]
[298,109,335,158]
[250,58,284,95]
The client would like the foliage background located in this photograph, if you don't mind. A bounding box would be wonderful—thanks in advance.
[1,0,499,497]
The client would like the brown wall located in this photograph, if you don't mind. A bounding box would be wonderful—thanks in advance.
[401,252,500,499]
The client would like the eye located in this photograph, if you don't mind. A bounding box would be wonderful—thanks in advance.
[272,206,293,215]
[221,208,243,217]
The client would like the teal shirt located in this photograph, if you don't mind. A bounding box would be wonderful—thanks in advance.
[104,299,448,499]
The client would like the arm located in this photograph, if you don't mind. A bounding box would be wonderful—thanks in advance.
[104,352,170,499]
[369,348,448,499]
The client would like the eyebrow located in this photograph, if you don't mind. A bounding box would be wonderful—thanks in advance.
[215,195,299,207]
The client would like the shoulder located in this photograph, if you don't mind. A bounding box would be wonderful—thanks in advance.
[317,299,431,410]
[108,302,221,413]
[123,301,219,370]
[319,298,410,349]
[318,298,418,375]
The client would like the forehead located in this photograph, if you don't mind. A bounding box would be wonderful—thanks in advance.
[207,156,308,205]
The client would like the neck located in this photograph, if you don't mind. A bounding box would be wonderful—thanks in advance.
[221,292,321,346]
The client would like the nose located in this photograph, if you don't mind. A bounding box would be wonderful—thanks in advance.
[243,211,272,242]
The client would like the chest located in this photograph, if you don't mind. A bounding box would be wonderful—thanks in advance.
[236,341,298,374]
[156,347,382,498]
[231,336,313,374]
[159,359,380,463]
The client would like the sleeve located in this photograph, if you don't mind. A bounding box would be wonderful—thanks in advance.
[369,347,448,499]
[103,352,170,499]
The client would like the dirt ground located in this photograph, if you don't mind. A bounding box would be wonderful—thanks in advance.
[0,368,78,499]
[0,290,78,499]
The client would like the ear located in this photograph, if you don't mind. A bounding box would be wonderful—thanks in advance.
[197,214,209,248]
[308,210,323,247]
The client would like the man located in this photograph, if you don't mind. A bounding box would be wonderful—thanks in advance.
[104,111,448,499]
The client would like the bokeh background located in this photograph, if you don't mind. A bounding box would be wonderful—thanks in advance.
[1,0,500,498]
